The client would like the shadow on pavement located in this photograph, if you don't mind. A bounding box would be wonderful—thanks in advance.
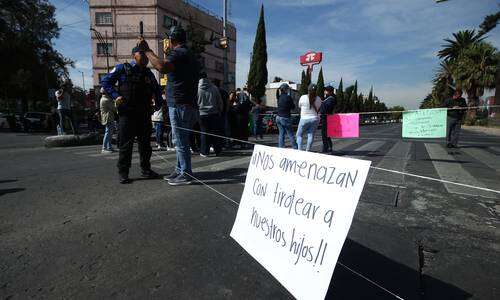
[0,179,18,184]
[326,239,472,300]
[0,188,25,197]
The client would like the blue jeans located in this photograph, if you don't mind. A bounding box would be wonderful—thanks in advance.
[296,117,319,151]
[154,122,164,146]
[276,116,297,149]
[102,122,115,150]
[169,105,197,176]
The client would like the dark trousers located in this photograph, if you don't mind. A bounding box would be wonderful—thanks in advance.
[321,115,332,152]
[117,113,152,175]
[447,117,461,147]
[252,116,263,138]
[199,113,224,155]
[58,109,77,134]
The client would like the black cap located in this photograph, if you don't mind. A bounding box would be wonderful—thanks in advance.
[131,46,140,54]
[325,85,334,92]
[279,83,289,91]
[167,26,187,43]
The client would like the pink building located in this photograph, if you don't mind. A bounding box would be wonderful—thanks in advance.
[89,0,236,90]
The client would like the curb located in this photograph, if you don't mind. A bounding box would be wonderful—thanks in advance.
[44,133,103,148]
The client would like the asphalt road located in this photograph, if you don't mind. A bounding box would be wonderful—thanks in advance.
[1,124,499,299]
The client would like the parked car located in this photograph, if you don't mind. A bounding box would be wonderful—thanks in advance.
[23,112,53,132]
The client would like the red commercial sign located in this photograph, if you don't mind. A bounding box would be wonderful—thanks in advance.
[300,51,322,66]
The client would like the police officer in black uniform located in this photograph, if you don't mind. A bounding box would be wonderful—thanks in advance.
[101,46,163,184]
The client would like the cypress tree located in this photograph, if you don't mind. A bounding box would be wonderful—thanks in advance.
[316,67,325,99]
[247,5,268,100]
[337,78,344,112]
[299,70,308,95]
[367,86,374,112]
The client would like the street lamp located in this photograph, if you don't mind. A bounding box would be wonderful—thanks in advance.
[78,70,86,92]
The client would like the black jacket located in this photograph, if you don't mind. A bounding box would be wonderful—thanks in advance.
[319,95,336,116]
[277,94,295,118]
[444,97,467,119]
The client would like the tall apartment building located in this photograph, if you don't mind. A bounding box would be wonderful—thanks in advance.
[89,0,236,91]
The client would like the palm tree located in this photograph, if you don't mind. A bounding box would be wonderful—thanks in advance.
[438,30,484,61]
[454,41,499,118]
[432,60,455,105]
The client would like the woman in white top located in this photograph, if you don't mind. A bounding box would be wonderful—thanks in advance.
[296,84,322,151]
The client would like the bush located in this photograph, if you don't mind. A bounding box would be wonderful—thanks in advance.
[463,116,475,126]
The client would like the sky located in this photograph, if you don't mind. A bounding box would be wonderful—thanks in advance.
[52,0,500,109]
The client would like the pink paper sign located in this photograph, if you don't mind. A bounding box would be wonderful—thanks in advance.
[327,113,359,138]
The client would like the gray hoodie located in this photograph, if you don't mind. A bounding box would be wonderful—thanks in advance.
[197,78,223,116]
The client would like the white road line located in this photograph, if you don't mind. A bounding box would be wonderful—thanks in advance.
[462,147,500,173]
[424,143,497,198]
[354,140,386,152]
[369,141,412,186]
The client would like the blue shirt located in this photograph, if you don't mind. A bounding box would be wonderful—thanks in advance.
[163,45,200,107]
[100,61,163,109]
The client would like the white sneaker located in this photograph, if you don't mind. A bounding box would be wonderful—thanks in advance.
[101,149,113,154]
[209,146,215,153]
[167,146,175,151]
[200,153,209,157]
[157,145,163,150]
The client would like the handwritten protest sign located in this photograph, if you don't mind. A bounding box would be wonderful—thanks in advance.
[402,108,447,138]
[327,114,360,138]
[230,145,371,300]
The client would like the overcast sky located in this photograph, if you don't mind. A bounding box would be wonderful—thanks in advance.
[53,0,500,109]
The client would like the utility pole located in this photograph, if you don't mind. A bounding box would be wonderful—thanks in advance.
[79,70,86,92]
[222,0,229,90]
[105,30,110,73]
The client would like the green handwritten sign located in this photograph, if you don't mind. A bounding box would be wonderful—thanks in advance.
[402,108,447,138]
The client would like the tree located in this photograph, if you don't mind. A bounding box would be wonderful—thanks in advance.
[299,70,307,95]
[365,86,374,112]
[478,11,500,36]
[0,0,72,112]
[337,78,344,112]
[344,84,355,112]
[389,105,405,120]
[316,67,325,99]
[454,41,499,118]
[348,81,358,112]
[432,60,455,106]
[438,30,483,61]
[247,5,268,100]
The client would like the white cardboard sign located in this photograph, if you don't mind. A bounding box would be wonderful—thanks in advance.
[230,145,371,300]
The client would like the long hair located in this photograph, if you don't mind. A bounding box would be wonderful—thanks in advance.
[308,89,317,109]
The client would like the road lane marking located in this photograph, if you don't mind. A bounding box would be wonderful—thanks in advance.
[462,147,500,173]
[369,141,412,186]
[424,143,497,198]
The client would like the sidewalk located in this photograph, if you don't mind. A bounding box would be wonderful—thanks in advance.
[462,125,500,136]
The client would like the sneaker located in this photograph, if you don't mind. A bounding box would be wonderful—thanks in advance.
[166,146,175,152]
[168,174,193,186]
[200,153,209,157]
[102,149,113,154]
[119,173,131,184]
[157,145,163,150]
[163,172,179,182]
[209,146,215,153]
[141,169,159,179]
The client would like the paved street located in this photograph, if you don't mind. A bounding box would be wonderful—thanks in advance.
[1,124,499,299]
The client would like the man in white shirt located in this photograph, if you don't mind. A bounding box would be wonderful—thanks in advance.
[55,89,77,135]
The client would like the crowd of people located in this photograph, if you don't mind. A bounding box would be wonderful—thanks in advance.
[95,25,345,185]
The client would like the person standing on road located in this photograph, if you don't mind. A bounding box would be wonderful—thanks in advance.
[99,87,117,153]
[276,83,297,149]
[152,104,167,150]
[197,74,224,157]
[55,88,77,135]
[100,46,163,184]
[137,26,200,186]
[251,98,264,140]
[444,89,467,148]
[296,84,321,151]
[319,86,336,153]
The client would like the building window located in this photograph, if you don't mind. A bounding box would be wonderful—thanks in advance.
[97,43,112,55]
[163,15,178,28]
[95,12,112,25]
[215,61,224,72]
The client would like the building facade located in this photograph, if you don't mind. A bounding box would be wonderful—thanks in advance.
[89,0,236,91]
